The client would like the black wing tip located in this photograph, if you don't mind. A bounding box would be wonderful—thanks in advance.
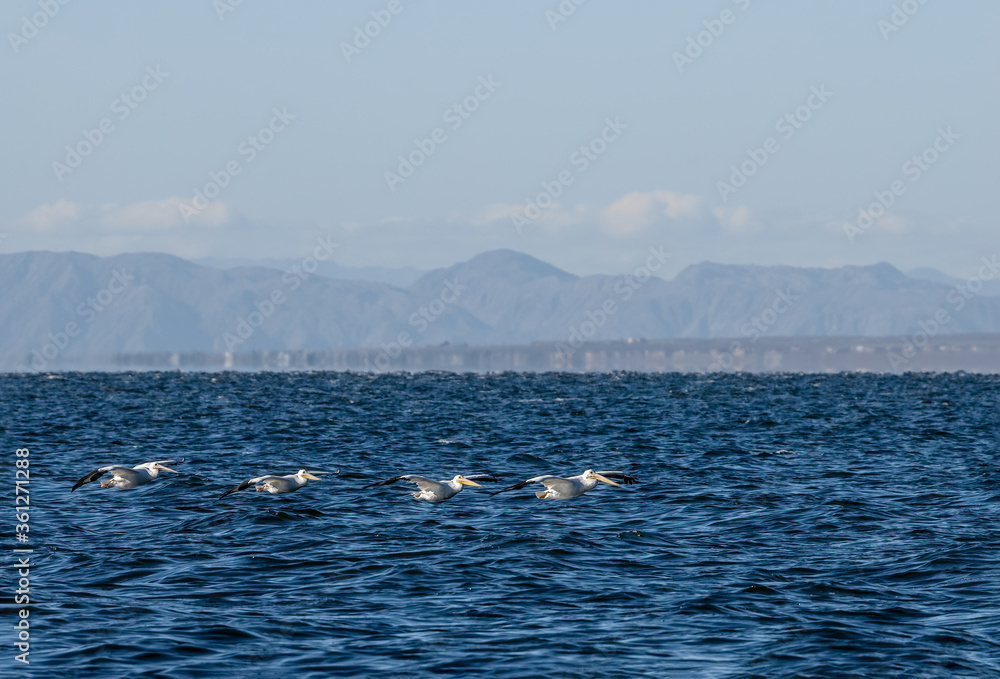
[465,474,502,483]
[491,481,529,496]
[600,471,638,485]
[362,476,403,489]
[466,474,501,483]
[70,469,105,492]
[219,479,253,500]
[218,487,242,500]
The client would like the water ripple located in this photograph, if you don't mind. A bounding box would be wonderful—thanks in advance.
[0,371,998,677]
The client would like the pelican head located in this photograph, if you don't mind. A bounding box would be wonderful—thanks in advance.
[583,469,620,487]
[138,461,179,475]
[454,475,482,488]
[298,470,322,481]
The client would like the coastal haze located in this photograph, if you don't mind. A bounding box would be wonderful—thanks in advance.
[3,249,1000,372]
[3,2,998,374]
[5,3,1000,678]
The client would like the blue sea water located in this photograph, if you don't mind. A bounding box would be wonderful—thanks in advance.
[1,371,999,678]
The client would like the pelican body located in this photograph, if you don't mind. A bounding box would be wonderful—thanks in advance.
[492,469,636,499]
[363,474,498,502]
[219,469,322,499]
[71,460,180,492]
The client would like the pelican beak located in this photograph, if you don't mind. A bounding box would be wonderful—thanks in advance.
[302,473,322,481]
[457,478,482,487]
[157,465,179,474]
[593,473,620,487]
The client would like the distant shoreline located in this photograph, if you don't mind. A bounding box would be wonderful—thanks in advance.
[8,334,1000,374]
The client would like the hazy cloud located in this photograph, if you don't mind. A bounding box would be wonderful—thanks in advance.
[602,190,703,235]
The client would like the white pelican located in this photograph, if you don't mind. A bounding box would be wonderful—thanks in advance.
[363,474,499,502]
[70,460,180,492]
[219,470,322,499]
[492,469,637,499]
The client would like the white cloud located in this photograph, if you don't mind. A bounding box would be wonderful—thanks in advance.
[470,203,526,226]
[19,199,83,232]
[471,201,587,230]
[17,197,229,234]
[601,190,703,235]
[602,192,658,235]
[656,190,703,219]
[472,189,704,237]
[712,206,751,233]
[875,213,906,234]
[7,198,236,258]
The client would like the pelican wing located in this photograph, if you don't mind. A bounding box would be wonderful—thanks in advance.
[362,475,409,489]
[71,465,128,492]
[491,475,557,496]
[597,471,638,485]
[219,475,273,500]
[400,475,448,494]
[364,475,451,493]
[537,476,581,495]
[464,474,501,483]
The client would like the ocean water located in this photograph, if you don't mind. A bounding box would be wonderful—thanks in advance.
[1,371,999,678]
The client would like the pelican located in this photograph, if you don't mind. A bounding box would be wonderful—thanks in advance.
[492,469,637,499]
[218,470,322,499]
[363,474,499,502]
[70,460,180,492]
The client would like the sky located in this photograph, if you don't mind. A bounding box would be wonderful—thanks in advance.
[1,0,997,278]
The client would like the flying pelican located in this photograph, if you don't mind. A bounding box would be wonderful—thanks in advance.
[218,470,323,500]
[492,469,637,500]
[71,460,180,492]
[363,474,499,502]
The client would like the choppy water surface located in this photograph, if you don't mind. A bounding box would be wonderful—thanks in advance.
[1,371,999,678]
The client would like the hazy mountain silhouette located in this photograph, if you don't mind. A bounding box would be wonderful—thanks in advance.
[2,249,999,368]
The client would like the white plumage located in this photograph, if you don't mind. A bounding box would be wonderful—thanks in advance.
[492,469,636,499]
[71,460,180,492]
[219,469,322,499]
[363,473,498,502]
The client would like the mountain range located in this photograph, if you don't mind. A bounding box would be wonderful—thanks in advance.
[2,249,999,369]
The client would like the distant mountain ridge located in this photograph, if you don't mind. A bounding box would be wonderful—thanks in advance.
[194,256,425,288]
[907,266,1000,296]
[2,249,999,369]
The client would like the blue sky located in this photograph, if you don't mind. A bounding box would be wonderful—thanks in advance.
[2,0,997,277]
